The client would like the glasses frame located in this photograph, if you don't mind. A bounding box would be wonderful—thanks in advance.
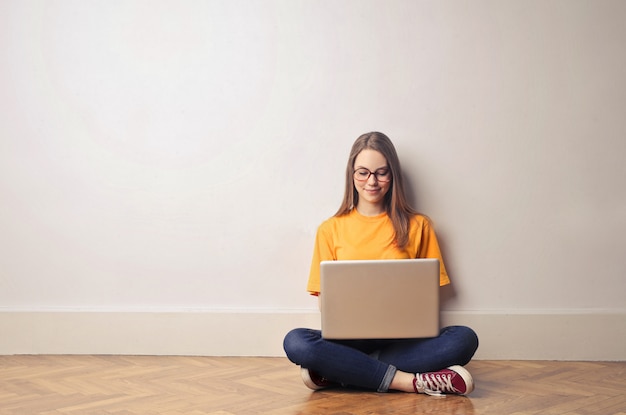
[353,167,392,183]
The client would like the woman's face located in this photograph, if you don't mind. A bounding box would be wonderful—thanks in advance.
[353,149,392,214]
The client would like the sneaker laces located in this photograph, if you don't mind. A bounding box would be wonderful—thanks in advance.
[413,372,457,396]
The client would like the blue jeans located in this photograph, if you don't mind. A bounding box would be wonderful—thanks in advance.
[283,326,479,392]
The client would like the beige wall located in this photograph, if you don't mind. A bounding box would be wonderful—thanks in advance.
[1,0,625,358]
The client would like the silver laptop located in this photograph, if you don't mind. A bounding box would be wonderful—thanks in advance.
[320,259,440,340]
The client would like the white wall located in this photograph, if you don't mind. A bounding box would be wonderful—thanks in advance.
[1,0,625,358]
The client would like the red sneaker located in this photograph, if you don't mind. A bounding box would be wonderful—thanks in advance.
[413,365,474,396]
[301,367,338,390]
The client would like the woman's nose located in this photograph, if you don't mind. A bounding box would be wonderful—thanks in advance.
[367,173,379,184]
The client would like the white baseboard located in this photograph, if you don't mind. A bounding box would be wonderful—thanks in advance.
[1,309,624,360]
[440,310,626,361]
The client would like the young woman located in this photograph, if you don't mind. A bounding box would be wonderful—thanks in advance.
[283,132,479,395]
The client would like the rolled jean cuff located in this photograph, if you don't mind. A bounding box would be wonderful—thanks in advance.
[377,365,397,392]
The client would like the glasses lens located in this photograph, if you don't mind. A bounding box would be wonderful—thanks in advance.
[354,168,371,181]
[376,170,391,182]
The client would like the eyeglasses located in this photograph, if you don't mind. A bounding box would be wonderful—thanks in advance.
[353,168,392,183]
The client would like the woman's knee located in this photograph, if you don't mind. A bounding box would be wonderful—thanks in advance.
[462,326,479,353]
[444,325,479,364]
[283,328,318,365]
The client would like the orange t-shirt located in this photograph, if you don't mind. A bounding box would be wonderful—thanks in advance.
[306,209,450,295]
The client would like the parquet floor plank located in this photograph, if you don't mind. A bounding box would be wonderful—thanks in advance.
[1,356,624,415]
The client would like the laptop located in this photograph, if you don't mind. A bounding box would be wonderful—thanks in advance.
[320,258,440,340]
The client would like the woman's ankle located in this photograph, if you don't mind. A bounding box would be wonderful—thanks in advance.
[389,371,416,393]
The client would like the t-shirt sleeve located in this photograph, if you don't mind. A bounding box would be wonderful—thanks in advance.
[306,221,335,295]
[417,218,451,286]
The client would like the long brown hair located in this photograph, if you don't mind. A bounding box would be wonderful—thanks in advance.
[335,132,418,249]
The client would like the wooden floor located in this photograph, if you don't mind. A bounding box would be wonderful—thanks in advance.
[1,356,625,415]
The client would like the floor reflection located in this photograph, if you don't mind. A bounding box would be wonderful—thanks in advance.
[296,388,475,414]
